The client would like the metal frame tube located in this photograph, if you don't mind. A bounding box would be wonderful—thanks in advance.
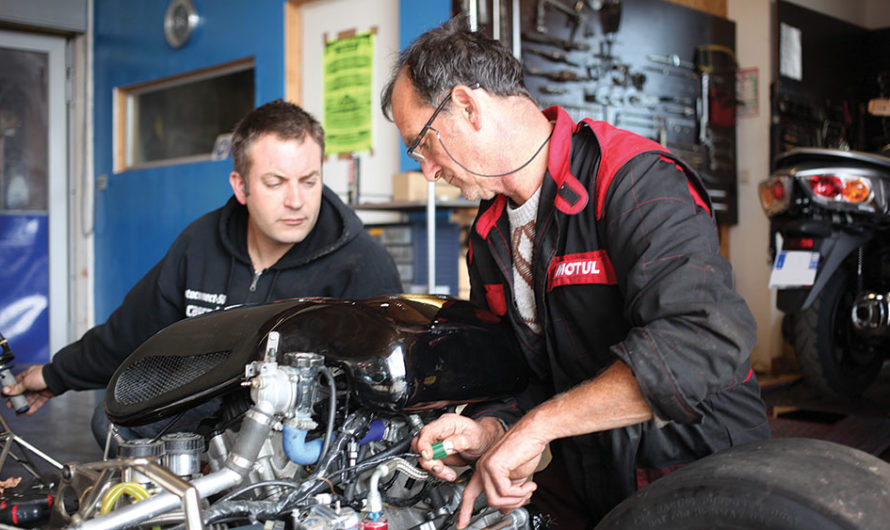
[74,468,241,530]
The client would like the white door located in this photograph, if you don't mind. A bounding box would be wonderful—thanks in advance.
[0,29,68,363]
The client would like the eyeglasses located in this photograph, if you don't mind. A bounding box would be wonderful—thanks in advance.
[406,83,480,165]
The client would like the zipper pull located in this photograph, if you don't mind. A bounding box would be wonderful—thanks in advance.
[249,270,262,292]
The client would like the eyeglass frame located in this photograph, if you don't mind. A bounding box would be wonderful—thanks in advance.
[405,83,480,165]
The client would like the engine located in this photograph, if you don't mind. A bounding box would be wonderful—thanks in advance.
[44,295,531,530]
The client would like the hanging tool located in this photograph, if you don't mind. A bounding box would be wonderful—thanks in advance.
[597,0,622,35]
[526,67,592,82]
[694,44,738,170]
[644,65,699,81]
[660,94,696,106]
[626,93,659,109]
[540,84,569,95]
[522,30,591,52]
[647,53,695,71]
[525,47,582,67]
[536,0,591,41]
[662,102,696,117]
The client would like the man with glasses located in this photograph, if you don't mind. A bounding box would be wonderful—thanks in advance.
[382,16,769,528]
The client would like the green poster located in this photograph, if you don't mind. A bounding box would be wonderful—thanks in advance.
[323,31,375,155]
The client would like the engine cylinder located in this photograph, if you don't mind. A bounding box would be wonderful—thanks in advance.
[851,291,890,336]
[161,432,204,478]
[118,439,164,485]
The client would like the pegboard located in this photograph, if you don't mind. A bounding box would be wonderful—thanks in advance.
[457,0,739,224]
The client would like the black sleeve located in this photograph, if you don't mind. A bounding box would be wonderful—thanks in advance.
[42,247,188,395]
[603,153,757,424]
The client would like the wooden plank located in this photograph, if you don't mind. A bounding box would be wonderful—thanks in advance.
[717,224,730,261]
[770,404,800,418]
[113,87,125,173]
[285,1,303,105]
[664,0,727,18]
[116,57,253,93]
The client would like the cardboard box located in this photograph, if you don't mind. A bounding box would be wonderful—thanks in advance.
[392,171,463,202]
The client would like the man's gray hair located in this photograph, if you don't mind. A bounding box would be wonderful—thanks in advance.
[381,15,533,120]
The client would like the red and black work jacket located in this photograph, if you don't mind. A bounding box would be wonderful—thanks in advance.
[465,106,770,521]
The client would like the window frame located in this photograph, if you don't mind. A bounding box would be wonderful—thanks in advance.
[113,57,255,173]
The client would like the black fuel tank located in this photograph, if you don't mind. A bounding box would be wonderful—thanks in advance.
[106,295,528,425]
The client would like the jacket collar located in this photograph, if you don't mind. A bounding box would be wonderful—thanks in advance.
[544,105,588,216]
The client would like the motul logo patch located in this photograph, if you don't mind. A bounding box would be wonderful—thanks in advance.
[548,250,616,291]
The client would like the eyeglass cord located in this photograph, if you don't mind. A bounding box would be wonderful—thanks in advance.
[440,120,556,178]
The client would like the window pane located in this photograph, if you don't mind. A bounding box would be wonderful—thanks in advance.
[0,47,48,212]
[132,67,254,166]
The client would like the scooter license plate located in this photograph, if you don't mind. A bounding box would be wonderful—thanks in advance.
[769,250,820,288]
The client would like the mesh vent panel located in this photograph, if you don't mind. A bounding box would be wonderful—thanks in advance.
[114,350,231,405]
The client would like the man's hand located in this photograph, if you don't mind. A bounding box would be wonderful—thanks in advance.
[456,416,547,529]
[411,414,506,482]
[454,361,655,528]
[2,365,55,415]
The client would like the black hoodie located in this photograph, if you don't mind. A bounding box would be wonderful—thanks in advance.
[43,186,402,394]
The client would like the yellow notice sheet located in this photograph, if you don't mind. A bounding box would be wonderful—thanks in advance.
[323,31,375,155]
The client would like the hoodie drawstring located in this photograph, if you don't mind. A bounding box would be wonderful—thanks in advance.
[224,257,235,298]
[263,270,282,302]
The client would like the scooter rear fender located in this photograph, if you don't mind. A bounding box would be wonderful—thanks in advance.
[775,228,871,313]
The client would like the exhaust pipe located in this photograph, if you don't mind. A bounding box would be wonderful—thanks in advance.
[851,291,890,336]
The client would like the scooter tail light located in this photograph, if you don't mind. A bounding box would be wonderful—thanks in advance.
[769,179,786,200]
[787,237,815,250]
[758,176,791,216]
[809,175,842,198]
[842,178,871,203]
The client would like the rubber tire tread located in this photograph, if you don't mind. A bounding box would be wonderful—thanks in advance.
[791,293,834,396]
[790,268,881,397]
[595,438,890,530]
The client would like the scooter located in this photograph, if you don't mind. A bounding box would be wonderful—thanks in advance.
[759,146,890,397]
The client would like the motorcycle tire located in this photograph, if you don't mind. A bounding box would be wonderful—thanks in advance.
[790,267,884,398]
[595,438,890,530]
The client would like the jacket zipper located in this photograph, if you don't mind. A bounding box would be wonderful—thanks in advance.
[249,270,263,292]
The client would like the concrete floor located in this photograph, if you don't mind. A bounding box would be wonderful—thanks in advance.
[758,362,890,462]
[0,387,103,483]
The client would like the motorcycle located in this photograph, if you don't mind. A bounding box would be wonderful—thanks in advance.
[759,147,890,397]
[43,294,532,529]
[4,294,890,529]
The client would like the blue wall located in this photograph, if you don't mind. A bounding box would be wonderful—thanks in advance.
[398,0,451,173]
[92,0,451,323]
[92,0,286,321]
